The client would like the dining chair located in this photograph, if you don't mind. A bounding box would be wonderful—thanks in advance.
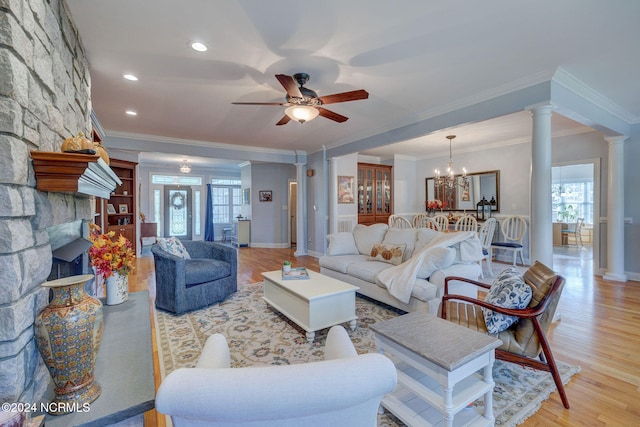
[491,215,527,266]
[561,218,584,247]
[412,214,439,230]
[477,218,496,278]
[432,214,449,232]
[388,215,413,229]
[454,214,477,232]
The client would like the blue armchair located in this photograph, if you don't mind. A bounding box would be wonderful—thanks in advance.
[151,240,237,314]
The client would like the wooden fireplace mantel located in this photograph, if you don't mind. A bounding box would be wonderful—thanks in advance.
[30,151,122,199]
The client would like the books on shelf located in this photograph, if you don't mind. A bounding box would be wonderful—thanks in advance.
[282,267,310,280]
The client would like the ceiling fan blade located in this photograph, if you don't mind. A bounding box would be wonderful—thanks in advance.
[275,74,303,99]
[231,102,286,106]
[318,89,369,105]
[317,107,349,123]
[276,115,291,126]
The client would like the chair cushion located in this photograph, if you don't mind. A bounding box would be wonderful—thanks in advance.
[158,237,191,259]
[369,242,406,266]
[326,232,359,256]
[185,259,231,286]
[482,267,532,334]
[523,261,557,308]
[491,242,523,248]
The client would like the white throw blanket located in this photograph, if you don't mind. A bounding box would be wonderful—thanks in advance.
[377,231,483,304]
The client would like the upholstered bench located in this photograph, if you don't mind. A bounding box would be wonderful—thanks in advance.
[151,239,238,314]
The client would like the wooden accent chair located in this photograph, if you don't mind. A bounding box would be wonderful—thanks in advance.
[388,214,413,229]
[413,213,440,230]
[561,218,585,247]
[440,261,570,408]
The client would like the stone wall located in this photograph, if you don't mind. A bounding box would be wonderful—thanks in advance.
[0,0,93,403]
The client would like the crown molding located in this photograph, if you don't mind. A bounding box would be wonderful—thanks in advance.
[552,67,639,124]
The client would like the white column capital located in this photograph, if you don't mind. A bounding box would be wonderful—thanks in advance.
[604,135,628,146]
[528,103,555,117]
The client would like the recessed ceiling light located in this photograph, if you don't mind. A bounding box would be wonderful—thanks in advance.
[123,74,138,81]
[125,110,137,116]
[190,41,208,52]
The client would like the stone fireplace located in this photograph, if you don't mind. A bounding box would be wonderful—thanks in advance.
[0,0,94,403]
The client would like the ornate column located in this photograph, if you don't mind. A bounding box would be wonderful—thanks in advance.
[294,163,307,257]
[529,104,554,268]
[603,136,627,282]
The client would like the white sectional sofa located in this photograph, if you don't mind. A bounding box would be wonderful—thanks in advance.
[319,223,483,314]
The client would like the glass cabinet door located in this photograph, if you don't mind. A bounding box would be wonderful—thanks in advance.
[366,168,373,214]
[382,169,391,214]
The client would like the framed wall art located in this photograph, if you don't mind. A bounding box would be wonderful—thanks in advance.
[106,204,116,214]
[259,190,272,202]
[337,176,355,204]
[118,204,128,214]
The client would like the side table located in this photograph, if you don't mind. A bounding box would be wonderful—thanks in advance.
[371,312,501,427]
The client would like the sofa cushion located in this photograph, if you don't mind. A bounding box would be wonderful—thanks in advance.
[482,267,533,334]
[347,260,392,283]
[382,228,418,261]
[318,254,369,274]
[414,228,441,253]
[157,237,191,259]
[326,232,359,256]
[369,242,406,266]
[415,247,456,279]
[411,278,438,302]
[185,259,231,287]
[353,224,388,255]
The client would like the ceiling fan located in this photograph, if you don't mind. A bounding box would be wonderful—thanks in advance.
[231,73,369,125]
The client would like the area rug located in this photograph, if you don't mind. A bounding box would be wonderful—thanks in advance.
[154,282,579,426]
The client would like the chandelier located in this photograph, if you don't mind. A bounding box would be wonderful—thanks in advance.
[179,160,192,174]
[434,135,467,189]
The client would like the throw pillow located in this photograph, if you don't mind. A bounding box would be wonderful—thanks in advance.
[369,242,406,266]
[326,232,359,256]
[482,267,532,334]
[415,247,456,279]
[157,237,191,259]
[353,223,389,255]
[414,228,440,253]
[382,228,418,261]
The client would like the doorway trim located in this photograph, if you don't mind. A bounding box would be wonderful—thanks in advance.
[552,158,600,271]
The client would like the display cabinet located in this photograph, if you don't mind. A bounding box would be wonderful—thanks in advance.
[102,159,138,253]
[357,163,392,225]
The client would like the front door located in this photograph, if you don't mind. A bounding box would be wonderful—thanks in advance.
[164,186,192,240]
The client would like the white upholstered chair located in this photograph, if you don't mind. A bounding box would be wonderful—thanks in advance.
[388,214,413,229]
[413,213,440,230]
[432,214,449,232]
[491,215,527,266]
[477,218,496,278]
[156,326,397,427]
[454,214,478,232]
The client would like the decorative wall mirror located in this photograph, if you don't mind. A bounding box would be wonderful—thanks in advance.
[425,170,500,212]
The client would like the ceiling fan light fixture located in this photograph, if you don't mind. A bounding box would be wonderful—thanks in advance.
[284,105,319,124]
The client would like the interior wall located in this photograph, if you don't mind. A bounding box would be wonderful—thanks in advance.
[250,163,296,247]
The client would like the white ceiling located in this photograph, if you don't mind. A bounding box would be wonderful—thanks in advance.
[66,0,640,166]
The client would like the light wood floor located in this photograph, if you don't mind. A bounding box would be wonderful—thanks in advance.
[131,245,640,426]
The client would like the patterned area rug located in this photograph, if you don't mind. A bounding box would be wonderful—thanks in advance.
[155,282,579,426]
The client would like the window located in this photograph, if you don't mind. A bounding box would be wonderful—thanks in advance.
[552,165,594,224]
[211,179,241,224]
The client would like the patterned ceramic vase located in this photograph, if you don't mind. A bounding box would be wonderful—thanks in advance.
[34,274,103,414]
[105,272,129,305]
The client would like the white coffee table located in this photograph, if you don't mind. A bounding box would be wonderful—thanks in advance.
[261,269,359,343]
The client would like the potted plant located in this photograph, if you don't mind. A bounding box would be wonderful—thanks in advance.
[283,260,291,273]
[557,204,577,223]
[88,223,136,304]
